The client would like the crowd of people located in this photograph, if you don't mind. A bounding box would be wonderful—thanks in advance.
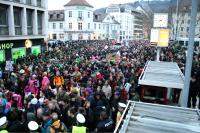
[0,40,199,133]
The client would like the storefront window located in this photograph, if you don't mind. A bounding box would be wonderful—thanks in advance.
[12,48,26,60]
[31,46,41,55]
[0,50,5,62]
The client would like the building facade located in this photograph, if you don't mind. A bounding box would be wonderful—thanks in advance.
[48,0,120,41]
[171,12,200,40]
[93,14,120,40]
[106,4,144,41]
[48,10,65,41]
[0,0,48,62]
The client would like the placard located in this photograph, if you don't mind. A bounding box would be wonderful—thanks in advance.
[5,61,14,71]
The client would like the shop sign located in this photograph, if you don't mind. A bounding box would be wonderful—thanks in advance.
[0,43,14,50]
[76,6,86,10]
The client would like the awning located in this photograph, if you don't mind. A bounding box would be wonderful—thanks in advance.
[139,61,184,89]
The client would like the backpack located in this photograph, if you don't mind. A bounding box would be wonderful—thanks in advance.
[50,123,65,133]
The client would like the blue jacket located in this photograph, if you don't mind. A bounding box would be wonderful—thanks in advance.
[41,118,52,133]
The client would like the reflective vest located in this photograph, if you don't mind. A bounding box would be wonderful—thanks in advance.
[72,126,86,133]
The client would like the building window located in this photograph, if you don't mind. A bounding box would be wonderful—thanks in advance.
[187,27,189,32]
[78,22,82,30]
[69,23,72,29]
[59,33,64,39]
[88,23,90,29]
[37,11,43,35]
[94,23,96,29]
[53,23,56,29]
[187,20,190,24]
[68,33,72,40]
[99,24,101,29]
[27,9,33,35]
[78,34,83,40]
[69,11,72,17]
[78,11,83,19]
[88,12,90,18]
[60,23,63,29]
[26,0,32,5]
[52,33,57,39]
[180,27,183,31]
[37,0,41,7]
[14,7,22,35]
[0,5,8,35]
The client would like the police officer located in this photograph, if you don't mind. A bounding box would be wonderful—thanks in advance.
[95,111,114,132]
[72,113,87,133]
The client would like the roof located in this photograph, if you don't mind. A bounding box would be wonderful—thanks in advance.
[48,10,64,22]
[93,13,107,22]
[93,13,120,24]
[138,61,184,89]
[64,0,93,8]
[114,101,200,133]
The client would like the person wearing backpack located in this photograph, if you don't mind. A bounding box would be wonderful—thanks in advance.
[50,112,68,133]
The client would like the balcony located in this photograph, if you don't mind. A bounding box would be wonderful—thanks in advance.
[15,26,22,35]
[27,26,33,35]
[0,26,9,36]
[77,17,84,21]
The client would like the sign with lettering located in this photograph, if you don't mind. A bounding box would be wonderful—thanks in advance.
[76,6,86,10]
[0,43,14,50]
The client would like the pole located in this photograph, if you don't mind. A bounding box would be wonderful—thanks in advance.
[156,47,161,61]
[181,0,198,107]
[175,0,179,40]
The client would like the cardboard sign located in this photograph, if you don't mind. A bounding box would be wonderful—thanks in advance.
[5,61,14,71]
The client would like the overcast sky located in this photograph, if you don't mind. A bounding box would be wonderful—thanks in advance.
[48,0,135,10]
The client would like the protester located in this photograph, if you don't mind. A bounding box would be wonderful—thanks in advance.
[0,40,199,133]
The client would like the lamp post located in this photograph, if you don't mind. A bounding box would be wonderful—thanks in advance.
[181,0,198,107]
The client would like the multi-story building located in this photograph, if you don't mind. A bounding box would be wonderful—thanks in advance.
[106,4,144,41]
[171,11,200,40]
[93,13,120,40]
[48,10,65,41]
[0,0,48,62]
[48,0,120,41]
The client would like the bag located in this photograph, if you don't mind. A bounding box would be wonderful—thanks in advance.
[50,123,64,133]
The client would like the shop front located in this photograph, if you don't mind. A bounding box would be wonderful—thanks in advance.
[0,39,43,62]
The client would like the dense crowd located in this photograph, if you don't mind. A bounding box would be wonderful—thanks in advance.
[0,40,199,133]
